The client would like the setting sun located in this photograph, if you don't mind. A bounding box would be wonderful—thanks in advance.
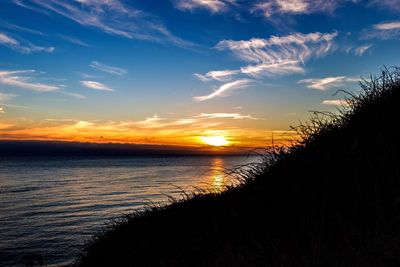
[201,136,229,147]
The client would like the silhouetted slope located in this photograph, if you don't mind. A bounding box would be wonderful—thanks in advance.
[77,69,400,266]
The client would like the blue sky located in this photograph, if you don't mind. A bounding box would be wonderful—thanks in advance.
[0,0,399,147]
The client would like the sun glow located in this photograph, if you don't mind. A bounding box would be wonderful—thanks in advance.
[201,136,229,147]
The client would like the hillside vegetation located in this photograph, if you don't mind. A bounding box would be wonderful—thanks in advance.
[77,68,400,266]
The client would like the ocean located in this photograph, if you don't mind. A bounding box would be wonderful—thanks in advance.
[0,156,258,266]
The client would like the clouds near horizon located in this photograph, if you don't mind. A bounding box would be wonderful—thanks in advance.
[1,0,399,147]
[196,113,257,120]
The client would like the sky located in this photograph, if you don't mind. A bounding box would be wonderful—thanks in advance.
[0,0,399,150]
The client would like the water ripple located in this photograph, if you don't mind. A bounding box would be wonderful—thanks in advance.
[0,156,255,266]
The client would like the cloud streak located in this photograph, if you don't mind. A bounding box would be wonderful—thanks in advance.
[14,0,194,48]
[193,79,252,101]
[0,92,18,102]
[363,21,400,40]
[196,113,257,119]
[0,112,282,148]
[298,76,359,90]
[194,69,239,82]
[216,32,337,64]
[209,31,337,78]
[0,20,45,36]
[321,99,347,106]
[175,0,346,16]
[252,0,342,17]
[240,60,305,77]
[60,91,86,99]
[135,111,258,129]
[90,61,127,76]
[0,32,54,54]
[0,70,61,92]
[194,32,337,100]
[354,44,372,56]
[81,80,114,92]
[175,0,236,13]
[59,35,90,47]
[369,0,400,12]
[374,21,400,30]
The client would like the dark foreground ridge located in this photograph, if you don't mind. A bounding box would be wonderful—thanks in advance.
[77,68,400,266]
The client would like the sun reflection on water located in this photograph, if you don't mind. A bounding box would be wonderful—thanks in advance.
[209,157,227,193]
[0,156,254,266]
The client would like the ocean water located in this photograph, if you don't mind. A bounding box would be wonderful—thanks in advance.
[0,156,257,266]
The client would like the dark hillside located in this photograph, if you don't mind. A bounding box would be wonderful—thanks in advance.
[77,68,400,266]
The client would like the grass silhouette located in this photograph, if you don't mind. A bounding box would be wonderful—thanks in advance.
[76,67,400,266]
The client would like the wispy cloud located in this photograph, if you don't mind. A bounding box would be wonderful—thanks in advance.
[60,91,86,99]
[0,106,4,114]
[194,69,239,82]
[90,61,127,76]
[0,32,20,47]
[14,0,194,48]
[0,70,79,100]
[137,111,257,129]
[175,0,347,16]
[363,21,400,40]
[0,20,45,36]
[137,114,168,128]
[136,114,202,129]
[216,32,337,63]
[193,79,252,101]
[0,32,54,54]
[174,0,236,13]
[81,80,114,92]
[59,35,90,47]
[0,92,18,102]
[1,103,30,110]
[215,32,337,77]
[193,32,337,100]
[321,99,347,106]
[0,112,280,147]
[196,113,257,119]
[354,44,372,56]
[374,21,400,30]
[369,0,400,12]
[298,76,359,90]
[252,0,341,17]
[77,72,97,79]
[240,60,304,77]
[0,70,61,92]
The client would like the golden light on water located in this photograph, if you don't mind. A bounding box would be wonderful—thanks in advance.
[212,174,224,192]
[210,157,226,193]
[201,136,229,147]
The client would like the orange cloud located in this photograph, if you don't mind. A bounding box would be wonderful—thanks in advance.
[0,115,298,151]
